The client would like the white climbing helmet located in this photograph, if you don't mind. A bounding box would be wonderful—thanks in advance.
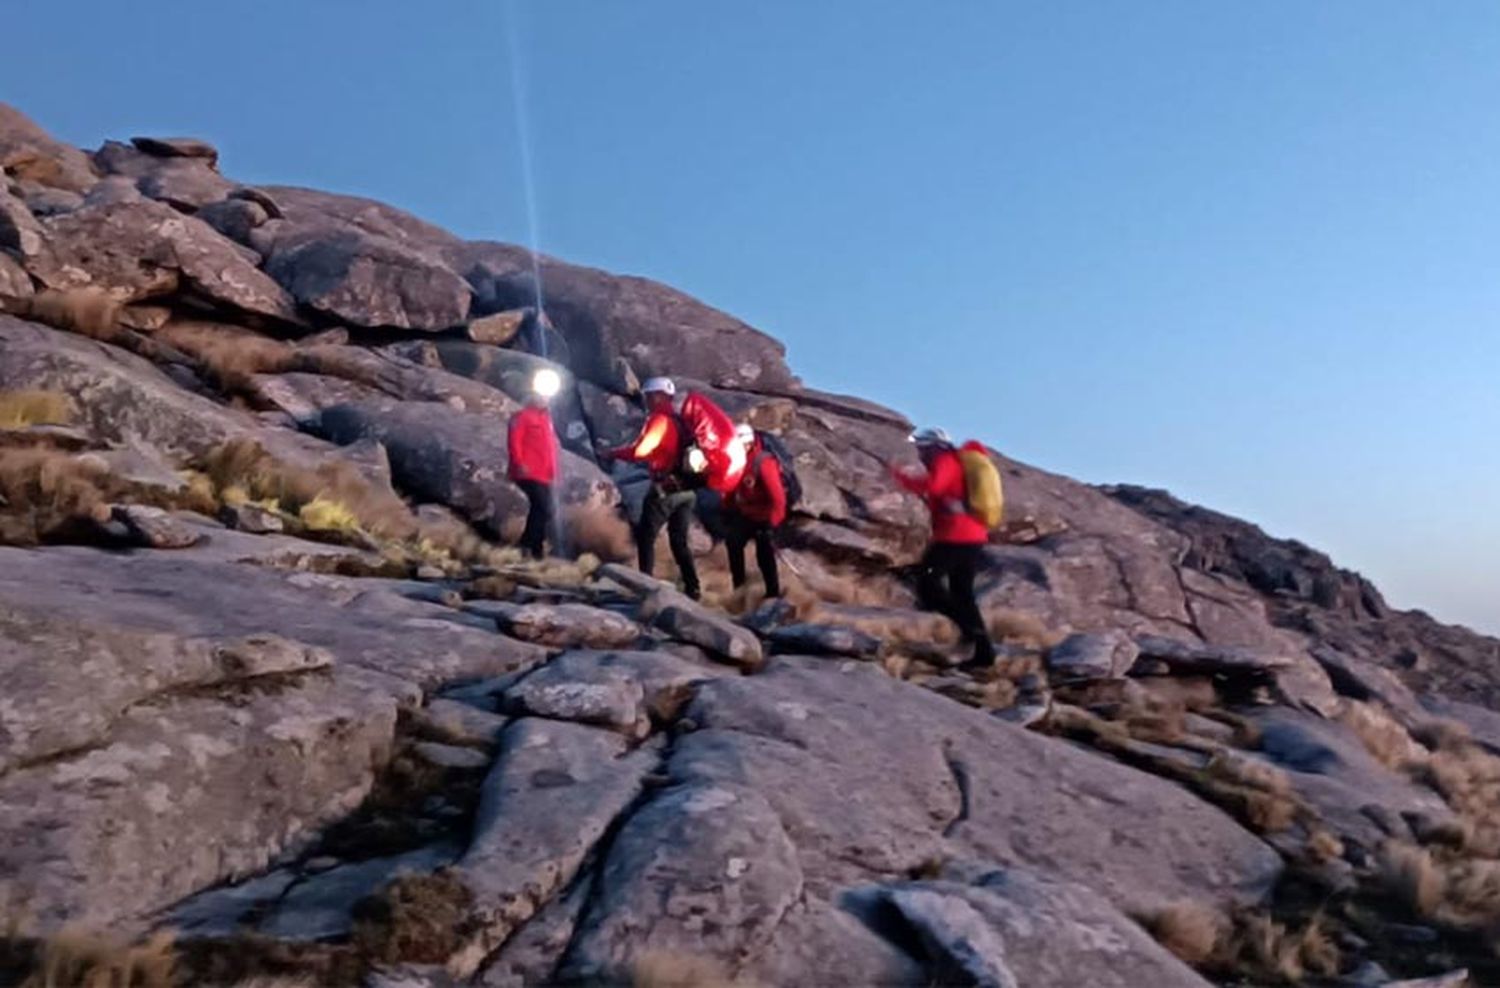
[910,426,953,448]
[641,376,676,397]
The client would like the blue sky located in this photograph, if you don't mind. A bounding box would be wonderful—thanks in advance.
[6,1,1496,634]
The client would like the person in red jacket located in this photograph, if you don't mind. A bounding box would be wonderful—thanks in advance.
[603,377,701,598]
[508,368,562,559]
[723,424,787,598]
[893,426,996,670]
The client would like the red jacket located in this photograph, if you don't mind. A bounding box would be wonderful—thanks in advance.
[894,447,989,545]
[611,411,683,478]
[725,443,787,527]
[508,406,558,485]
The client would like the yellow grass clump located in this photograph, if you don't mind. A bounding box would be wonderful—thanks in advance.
[630,950,752,988]
[0,390,74,429]
[20,930,175,988]
[198,438,417,543]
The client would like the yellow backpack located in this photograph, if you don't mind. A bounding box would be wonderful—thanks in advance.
[958,443,1004,530]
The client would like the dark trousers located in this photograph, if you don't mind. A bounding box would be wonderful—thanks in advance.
[725,513,781,598]
[517,479,554,559]
[917,542,991,653]
[637,484,699,596]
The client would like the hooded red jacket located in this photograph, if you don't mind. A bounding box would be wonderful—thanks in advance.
[894,446,990,545]
[507,406,559,485]
[724,441,787,527]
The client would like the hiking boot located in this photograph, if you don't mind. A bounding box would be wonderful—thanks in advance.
[959,638,997,673]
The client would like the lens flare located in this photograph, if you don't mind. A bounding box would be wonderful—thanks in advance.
[532,367,562,398]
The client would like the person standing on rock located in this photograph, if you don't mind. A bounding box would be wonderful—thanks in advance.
[603,377,702,599]
[893,427,997,671]
[508,368,563,559]
[722,424,788,599]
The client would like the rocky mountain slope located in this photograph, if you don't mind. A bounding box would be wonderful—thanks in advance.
[1,102,1497,987]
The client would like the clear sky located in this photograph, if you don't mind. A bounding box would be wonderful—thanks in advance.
[5,1,1496,634]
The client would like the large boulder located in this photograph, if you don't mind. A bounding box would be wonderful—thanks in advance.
[862,869,1213,988]
[253,186,471,330]
[292,344,522,419]
[0,250,30,299]
[315,399,615,539]
[502,648,721,734]
[0,545,546,693]
[0,103,97,193]
[465,601,643,650]
[0,319,381,482]
[674,658,1281,916]
[1047,631,1139,683]
[389,340,595,457]
[1248,707,1454,852]
[559,782,803,984]
[0,186,47,261]
[640,588,765,669]
[450,719,661,977]
[25,199,299,322]
[94,140,234,212]
[451,241,796,392]
[0,599,398,934]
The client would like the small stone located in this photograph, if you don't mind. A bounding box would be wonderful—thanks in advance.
[304,856,341,874]
[219,501,284,535]
[466,309,527,345]
[412,741,491,771]
[111,504,203,549]
[416,565,446,581]
[1047,632,1138,683]
[726,857,750,879]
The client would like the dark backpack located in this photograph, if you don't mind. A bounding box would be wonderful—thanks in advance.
[754,431,803,510]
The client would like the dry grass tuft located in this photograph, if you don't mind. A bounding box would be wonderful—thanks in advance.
[1407,726,1500,858]
[474,552,603,594]
[0,449,115,545]
[154,321,296,396]
[1304,828,1346,865]
[987,609,1063,651]
[780,556,910,611]
[562,501,634,563]
[1340,701,1426,770]
[1230,913,1340,983]
[1143,901,1226,968]
[1412,717,1473,752]
[1207,751,1293,796]
[0,390,74,429]
[1045,703,1132,748]
[20,930,175,988]
[198,438,418,543]
[1201,752,1300,834]
[1379,840,1444,919]
[5,289,122,341]
[630,950,749,988]
[350,870,474,966]
[1380,838,1500,933]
